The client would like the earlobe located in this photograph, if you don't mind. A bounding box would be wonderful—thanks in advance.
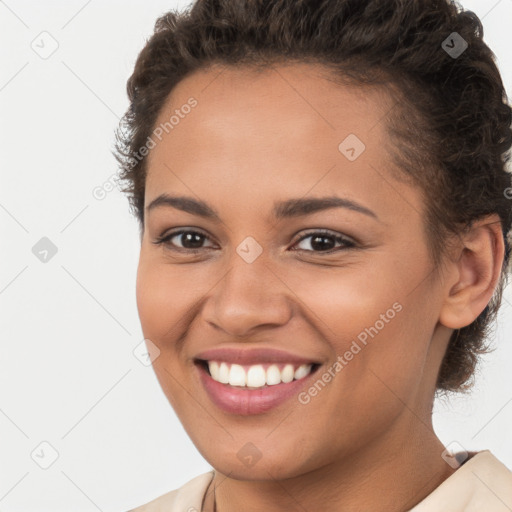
[438,214,505,330]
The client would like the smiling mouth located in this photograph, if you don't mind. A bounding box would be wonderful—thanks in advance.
[195,359,321,389]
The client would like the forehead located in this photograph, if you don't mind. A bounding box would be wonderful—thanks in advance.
[145,63,422,222]
[151,62,390,146]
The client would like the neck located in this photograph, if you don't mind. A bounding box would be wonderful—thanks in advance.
[205,417,456,512]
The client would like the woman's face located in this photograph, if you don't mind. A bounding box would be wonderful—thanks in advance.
[136,63,452,479]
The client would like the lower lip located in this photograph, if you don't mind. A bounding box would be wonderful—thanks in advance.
[196,362,319,415]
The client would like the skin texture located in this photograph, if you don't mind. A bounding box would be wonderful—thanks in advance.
[136,63,504,512]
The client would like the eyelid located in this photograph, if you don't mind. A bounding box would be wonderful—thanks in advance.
[290,229,356,251]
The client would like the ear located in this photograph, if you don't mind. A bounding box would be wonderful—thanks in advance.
[438,214,505,330]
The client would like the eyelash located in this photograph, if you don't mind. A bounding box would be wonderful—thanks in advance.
[152,228,357,255]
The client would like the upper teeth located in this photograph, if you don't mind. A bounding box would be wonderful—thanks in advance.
[207,361,313,388]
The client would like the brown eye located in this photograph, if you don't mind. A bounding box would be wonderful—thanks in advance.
[291,230,356,253]
[153,229,216,252]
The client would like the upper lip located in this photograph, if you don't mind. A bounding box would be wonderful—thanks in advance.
[194,347,322,366]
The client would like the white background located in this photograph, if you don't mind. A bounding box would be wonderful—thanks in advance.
[1,1,511,510]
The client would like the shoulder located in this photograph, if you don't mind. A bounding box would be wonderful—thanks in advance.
[409,450,512,512]
[127,471,214,512]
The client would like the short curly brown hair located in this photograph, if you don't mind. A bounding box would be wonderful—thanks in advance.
[114,0,512,393]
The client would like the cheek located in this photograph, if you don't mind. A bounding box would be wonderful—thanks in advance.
[289,251,435,387]
[292,271,435,450]
[136,258,168,338]
[135,254,198,406]
[135,251,203,342]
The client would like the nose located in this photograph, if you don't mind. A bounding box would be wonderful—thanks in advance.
[201,254,293,338]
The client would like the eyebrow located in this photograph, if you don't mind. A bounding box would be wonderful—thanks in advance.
[146,193,379,221]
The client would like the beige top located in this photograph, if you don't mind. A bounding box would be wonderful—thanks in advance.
[128,450,512,511]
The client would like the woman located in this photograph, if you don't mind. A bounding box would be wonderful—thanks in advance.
[115,0,512,510]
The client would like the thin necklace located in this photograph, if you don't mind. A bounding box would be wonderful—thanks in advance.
[205,474,217,512]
